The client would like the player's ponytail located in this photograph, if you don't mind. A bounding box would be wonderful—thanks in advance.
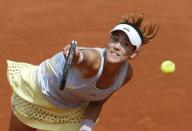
[119,12,158,45]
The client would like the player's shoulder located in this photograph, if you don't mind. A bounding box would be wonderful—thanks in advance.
[79,47,104,55]
[80,47,101,60]
[77,47,102,77]
[80,47,103,66]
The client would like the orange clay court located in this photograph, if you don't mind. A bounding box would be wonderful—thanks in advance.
[0,0,192,131]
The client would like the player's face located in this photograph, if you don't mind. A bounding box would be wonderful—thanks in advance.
[105,31,136,63]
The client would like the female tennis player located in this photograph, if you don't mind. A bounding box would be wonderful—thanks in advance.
[7,12,158,131]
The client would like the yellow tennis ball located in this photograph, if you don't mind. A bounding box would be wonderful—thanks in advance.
[160,60,176,74]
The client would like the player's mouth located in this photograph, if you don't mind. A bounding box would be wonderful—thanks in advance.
[110,50,120,58]
[110,50,120,56]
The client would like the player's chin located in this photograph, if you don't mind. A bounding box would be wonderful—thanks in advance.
[106,57,123,63]
[106,53,127,63]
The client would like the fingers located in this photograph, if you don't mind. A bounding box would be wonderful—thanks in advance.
[63,44,70,58]
[75,44,80,56]
[71,40,79,56]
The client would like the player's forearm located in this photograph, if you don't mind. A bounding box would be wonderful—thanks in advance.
[72,50,83,64]
[83,94,114,122]
[84,101,104,122]
[73,49,100,68]
[79,97,110,131]
[72,49,90,67]
[79,101,103,131]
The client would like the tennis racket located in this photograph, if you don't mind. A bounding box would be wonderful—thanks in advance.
[59,40,77,90]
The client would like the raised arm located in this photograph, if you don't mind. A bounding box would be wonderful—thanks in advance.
[63,45,101,78]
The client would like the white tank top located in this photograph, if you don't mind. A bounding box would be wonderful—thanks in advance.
[37,48,128,108]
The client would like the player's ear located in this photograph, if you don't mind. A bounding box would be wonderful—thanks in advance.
[129,51,138,60]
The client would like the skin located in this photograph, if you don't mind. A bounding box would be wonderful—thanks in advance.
[9,30,138,130]
[69,30,138,123]
[105,31,137,64]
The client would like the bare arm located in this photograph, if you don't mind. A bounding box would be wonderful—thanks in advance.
[84,100,106,122]
[79,96,111,131]
[63,45,101,78]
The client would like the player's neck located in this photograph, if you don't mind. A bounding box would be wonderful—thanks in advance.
[103,59,122,75]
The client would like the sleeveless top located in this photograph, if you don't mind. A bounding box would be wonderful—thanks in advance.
[37,48,128,108]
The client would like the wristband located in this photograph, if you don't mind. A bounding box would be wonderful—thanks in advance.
[81,119,95,128]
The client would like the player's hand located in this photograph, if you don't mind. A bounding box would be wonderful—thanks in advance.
[63,44,70,59]
[63,40,80,62]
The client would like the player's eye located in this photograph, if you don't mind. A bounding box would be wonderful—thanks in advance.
[111,36,119,43]
[121,41,130,47]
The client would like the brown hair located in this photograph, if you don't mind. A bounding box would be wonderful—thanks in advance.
[119,12,158,45]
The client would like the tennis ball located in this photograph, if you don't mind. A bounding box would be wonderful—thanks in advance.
[160,60,176,74]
